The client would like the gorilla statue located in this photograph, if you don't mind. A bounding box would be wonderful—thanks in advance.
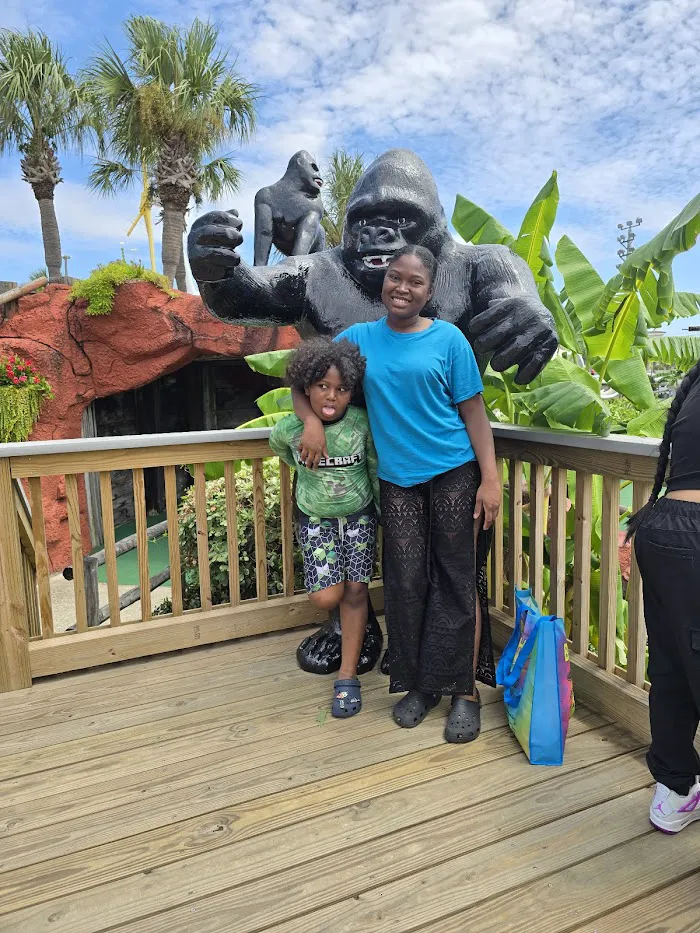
[188,148,558,675]
[253,150,325,266]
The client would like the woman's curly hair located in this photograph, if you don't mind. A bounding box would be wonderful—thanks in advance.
[285,336,366,392]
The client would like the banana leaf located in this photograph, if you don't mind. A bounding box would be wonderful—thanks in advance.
[512,171,559,285]
[618,192,700,318]
[645,336,700,370]
[244,349,295,378]
[673,292,700,318]
[604,350,656,410]
[512,381,611,435]
[236,411,290,429]
[586,293,640,369]
[255,387,293,415]
[535,355,598,393]
[542,279,582,355]
[555,235,605,336]
[451,195,514,245]
[626,401,670,438]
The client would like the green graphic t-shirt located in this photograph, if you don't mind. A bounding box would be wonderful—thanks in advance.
[269,405,380,519]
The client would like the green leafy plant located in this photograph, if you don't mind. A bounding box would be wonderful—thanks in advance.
[156,459,303,612]
[0,353,53,442]
[453,177,700,436]
[69,259,174,315]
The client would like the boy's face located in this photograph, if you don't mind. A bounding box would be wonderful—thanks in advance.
[305,365,352,422]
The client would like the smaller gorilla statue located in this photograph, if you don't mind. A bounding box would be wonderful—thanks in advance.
[253,150,326,266]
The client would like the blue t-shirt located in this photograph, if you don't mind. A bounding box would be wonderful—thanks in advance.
[336,318,483,487]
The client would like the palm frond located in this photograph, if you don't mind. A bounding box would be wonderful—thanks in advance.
[196,155,241,202]
[321,149,366,247]
[87,158,137,195]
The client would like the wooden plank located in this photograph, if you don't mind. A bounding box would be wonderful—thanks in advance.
[0,462,32,690]
[10,438,273,479]
[549,467,567,619]
[89,777,653,933]
[64,473,88,634]
[490,607,653,744]
[0,623,316,715]
[20,548,40,639]
[493,435,657,483]
[98,472,121,626]
[27,586,383,679]
[193,463,212,611]
[490,457,504,610]
[626,481,651,687]
[528,462,545,607]
[572,471,592,655]
[28,477,53,638]
[567,874,700,933]
[223,461,240,606]
[132,467,151,622]
[163,466,183,617]
[252,458,268,601]
[421,825,700,933]
[598,474,620,672]
[279,461,295,598]
[507,459,523,611]
[0,732,642,929]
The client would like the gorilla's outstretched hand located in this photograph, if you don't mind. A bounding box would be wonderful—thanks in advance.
[188,210,243,283]
[470,296,558,385]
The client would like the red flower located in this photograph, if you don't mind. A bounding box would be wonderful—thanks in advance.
[19,375,27,383]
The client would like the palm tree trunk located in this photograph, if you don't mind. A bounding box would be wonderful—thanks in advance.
[161,203,184,286]
[36,195,63,282]
[175,219,187,291]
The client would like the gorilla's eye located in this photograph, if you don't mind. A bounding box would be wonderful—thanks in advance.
[357,218,367,227]
[398,217,407,225]
[311,163,319,171]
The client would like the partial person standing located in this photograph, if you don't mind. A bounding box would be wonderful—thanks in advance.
[627,360,700,833]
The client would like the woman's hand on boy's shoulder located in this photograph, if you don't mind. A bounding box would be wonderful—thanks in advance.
[298,419,328,470]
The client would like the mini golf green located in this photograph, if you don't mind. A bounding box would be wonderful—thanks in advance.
[94,512,171,588]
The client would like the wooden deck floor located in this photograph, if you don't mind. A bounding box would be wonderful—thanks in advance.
[1,625,699,933]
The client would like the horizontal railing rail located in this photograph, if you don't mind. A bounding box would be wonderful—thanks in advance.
[0,422,662,745]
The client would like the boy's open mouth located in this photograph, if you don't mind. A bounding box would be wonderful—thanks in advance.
[321,405,336,417]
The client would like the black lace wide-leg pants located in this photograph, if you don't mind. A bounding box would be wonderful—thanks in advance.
[380,461,496,697]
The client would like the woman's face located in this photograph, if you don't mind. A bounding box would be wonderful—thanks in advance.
[381,254,433,320]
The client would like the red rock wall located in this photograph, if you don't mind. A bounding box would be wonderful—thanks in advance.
[0,283,299,570]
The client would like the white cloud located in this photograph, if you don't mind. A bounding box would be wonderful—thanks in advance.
[1,0,698,288]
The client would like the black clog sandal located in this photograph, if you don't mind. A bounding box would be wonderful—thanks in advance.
[444,692,481,743]
[392,690,441,728]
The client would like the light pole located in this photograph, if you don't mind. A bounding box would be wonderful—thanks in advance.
[616,218,642,267]
[62,254,71,279]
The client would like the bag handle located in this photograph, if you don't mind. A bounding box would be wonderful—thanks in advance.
[502,620,540,705]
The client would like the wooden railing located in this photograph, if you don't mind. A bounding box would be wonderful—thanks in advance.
[0,429,385,692]
[0,423,659,746]
[486,424,659,744]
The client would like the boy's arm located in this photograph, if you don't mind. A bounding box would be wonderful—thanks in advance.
[268,419,298,469]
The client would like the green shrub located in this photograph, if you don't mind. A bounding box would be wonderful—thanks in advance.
[156,459,304,613]
[70,259,174,316]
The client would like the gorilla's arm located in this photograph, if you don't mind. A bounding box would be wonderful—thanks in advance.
[468,244,558,384]
[188,209,307,327]
[293,211,323,255]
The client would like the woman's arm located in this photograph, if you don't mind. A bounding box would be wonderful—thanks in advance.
[457,394,501,529]
[291,387,328,469]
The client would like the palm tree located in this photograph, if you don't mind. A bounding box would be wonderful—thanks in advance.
[0,31,92,282]
[321,150,366,248]
[85,17,256,289]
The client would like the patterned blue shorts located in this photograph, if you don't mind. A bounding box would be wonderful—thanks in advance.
[296,512,378,593]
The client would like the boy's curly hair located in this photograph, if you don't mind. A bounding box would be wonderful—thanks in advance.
[285,336,366,392]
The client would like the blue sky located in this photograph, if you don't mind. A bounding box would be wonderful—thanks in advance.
[1,0,699,311]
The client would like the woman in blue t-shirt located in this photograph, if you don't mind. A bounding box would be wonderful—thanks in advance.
[293,245,501,743]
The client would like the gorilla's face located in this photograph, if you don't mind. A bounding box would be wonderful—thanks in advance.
[294,151,323,195]
[342,201,434,294]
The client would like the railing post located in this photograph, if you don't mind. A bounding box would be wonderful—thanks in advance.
[0,459,32,691]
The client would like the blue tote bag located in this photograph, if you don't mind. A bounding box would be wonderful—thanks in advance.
[496,588,575,766]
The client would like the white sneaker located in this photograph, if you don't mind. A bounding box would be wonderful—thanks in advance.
[650,777,700,834]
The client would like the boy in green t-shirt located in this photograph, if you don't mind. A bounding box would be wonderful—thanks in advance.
[270,338,379,718]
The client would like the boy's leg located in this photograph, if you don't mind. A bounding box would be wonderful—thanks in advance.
[338,582,369,680]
